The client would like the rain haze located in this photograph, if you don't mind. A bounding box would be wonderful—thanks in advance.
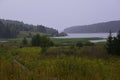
[0,0,120,31]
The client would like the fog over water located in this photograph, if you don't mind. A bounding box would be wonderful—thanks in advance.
[0,0,120,31]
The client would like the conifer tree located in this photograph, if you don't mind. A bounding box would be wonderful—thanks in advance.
[106,31,113,54]
[114,31,120,55]
[106,30,120,56]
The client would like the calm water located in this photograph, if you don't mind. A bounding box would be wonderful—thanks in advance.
[54,33,117,43]
[90,40,107,43]
[55,33,117,38]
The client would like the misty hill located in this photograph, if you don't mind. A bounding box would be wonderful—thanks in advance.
[0,19,65,38]
[64,20,120,33]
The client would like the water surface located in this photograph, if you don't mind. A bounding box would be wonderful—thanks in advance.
[54,33,117,43]
[55,33,117,38]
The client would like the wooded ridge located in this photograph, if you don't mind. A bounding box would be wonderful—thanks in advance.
[64,20,120,33]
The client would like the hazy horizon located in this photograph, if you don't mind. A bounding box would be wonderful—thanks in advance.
[0,0,120,31]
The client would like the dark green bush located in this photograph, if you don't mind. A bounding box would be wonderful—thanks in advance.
[22,37,28,45]
[31,34,54,47]
[85,42,94,46]
[76,41,83,48]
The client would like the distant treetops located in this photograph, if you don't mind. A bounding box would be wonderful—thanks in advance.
[106,30,120,56]
[22,34,54,49]
[0,19,67,38]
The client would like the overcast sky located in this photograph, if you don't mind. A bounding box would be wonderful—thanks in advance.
[0,0,120,31]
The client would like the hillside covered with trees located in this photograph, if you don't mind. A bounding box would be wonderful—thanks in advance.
[64,20,120,33]
[0,19,66,38]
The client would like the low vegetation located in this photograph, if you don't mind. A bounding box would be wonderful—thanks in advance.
[51,38,102,46]
[0,45,120,80]
[0,32,120,80]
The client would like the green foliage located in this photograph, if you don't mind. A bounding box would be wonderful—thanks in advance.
[76,41,83,47]
[52,38,102,46]
[22,37,28,45]
[0,19,60,38]
[1,35,120,80]
[106,31,120,55]
[0,44,120,80]
[106,31,113,54]
[84,42,94,46]
[31,34,54,47]
[31,34,41,46]
[44,46,76,56]
[0,46,120,80]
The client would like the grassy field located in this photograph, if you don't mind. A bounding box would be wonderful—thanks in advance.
[51,38,103,45]
[0,37,104,46]
[0,43,120,80]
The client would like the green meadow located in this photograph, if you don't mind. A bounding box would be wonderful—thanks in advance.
[51,38,103,46]
[0,39,120,80]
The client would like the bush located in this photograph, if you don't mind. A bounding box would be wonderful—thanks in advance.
[76,41,83,48]
[31,34,54,47]
[22,37,28,45]
[85,42,94,46]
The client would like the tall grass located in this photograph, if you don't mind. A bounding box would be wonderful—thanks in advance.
[0,46,120,80]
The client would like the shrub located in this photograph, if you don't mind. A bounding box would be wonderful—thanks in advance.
[76,41,83,48]
[22,37,28,45]
[31,34,54,47]
[85,42,94,46]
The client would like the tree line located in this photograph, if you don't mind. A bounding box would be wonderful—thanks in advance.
[0,19,66,38]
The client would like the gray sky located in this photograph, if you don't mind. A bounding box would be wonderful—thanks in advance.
[0,0,120,31]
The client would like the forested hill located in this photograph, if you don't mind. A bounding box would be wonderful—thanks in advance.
[0,19,64,38]
[64,20,120,33]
